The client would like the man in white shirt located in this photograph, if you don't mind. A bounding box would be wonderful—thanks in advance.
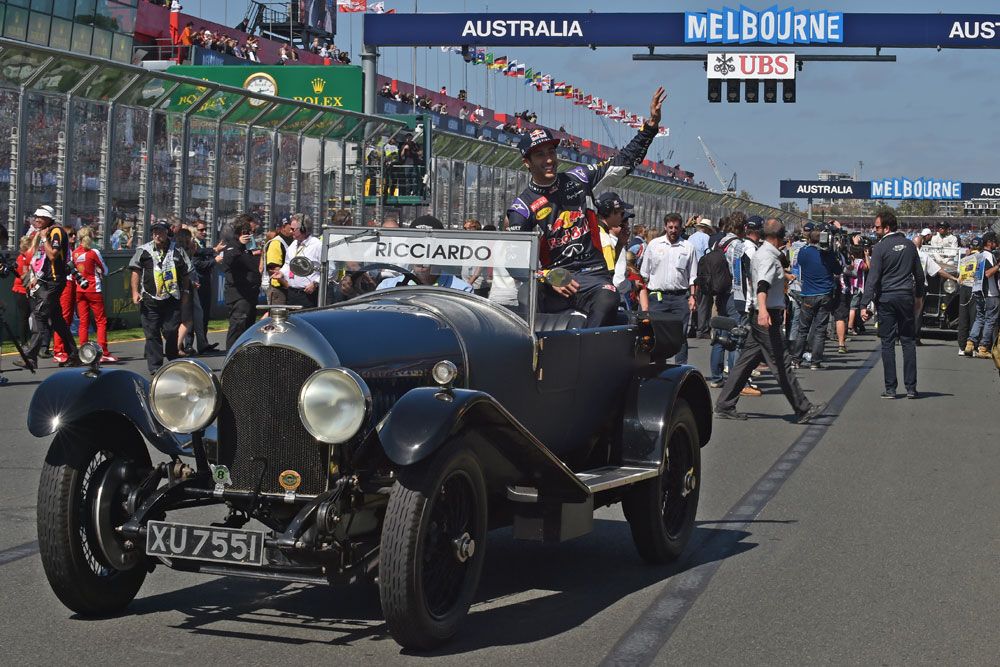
[715,218,826,424]
[913,229,959,336]
[928,221,959,267]
[279,217,322,307]
[639,213,698,364]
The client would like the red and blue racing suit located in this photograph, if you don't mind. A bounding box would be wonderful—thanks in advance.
[506,124,657,326]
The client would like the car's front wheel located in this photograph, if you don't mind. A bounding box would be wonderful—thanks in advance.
[37,418,152,615]
[379,444,488,650]
[623,399,701,563]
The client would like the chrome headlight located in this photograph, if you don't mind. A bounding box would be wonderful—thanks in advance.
[943,279,958,295]
[298,368,371,444]
[78,341,102,367]
[149,359,221,434]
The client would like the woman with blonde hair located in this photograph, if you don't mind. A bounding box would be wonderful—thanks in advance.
[72,227,117,362]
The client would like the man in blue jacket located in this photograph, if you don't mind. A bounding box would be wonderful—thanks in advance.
[790,226,843,369]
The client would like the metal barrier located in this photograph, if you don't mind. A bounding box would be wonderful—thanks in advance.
[0,37,408,254]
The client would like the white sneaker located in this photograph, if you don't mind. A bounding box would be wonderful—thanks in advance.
[958,349,967,356]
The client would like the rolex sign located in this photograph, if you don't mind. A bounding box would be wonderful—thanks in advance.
[166,65,363,115]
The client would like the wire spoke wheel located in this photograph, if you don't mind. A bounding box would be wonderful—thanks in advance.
[380,445,487,650]
[37,419,152,616]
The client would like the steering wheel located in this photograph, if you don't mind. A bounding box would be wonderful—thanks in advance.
[343,263,422,296]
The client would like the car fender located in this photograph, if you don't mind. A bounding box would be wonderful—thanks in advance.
[27,368,190,457]
[378,387,590,503]
[622,365,713,469]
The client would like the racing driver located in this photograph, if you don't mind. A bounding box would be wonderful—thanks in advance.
[506,86,666,327]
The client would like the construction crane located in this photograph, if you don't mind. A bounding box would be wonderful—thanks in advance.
[697,136,737,193]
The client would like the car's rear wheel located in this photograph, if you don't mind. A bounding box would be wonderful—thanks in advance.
[623,399,701,563]
[379,444,487,649]
[37,419,151,615]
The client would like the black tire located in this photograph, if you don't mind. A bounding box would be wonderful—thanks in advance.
[379,445,488,650]
[623,399,701,564]
[37,419,152,615]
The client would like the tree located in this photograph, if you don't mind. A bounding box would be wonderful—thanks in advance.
[897,200,938,216]
[737,189,754,201]
[779,202,800,214]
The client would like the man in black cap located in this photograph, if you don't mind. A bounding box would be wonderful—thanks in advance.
[506,87,666,327]
[129,220,191,374]
[595,191,633,282]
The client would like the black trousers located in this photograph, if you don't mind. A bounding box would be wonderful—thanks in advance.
[956,284,975,348]
[140,298,181,374]
[287,287,319,308]
[695,290,712,337]
[226,297,255,351]
[197,275,212,340]
[24,282,76,362]
[716,308,811,415]
[877,293,917,393]
[540,272,619,328]
[14,291,30,342]
[791,292,833,363]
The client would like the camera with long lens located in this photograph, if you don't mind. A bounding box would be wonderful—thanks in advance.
[68,263,89,289]
[710,316,750,352]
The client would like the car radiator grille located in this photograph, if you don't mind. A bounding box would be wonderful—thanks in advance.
[218,346,328,496]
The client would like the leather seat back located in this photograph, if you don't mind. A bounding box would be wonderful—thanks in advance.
[534,310,588,333]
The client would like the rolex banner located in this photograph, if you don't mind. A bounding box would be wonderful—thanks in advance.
[165,65,363,133]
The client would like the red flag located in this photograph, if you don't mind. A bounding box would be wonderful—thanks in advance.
[390,79,398,94]
[338,0,368,12]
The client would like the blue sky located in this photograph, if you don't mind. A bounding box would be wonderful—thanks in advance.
[194,1,1000,206]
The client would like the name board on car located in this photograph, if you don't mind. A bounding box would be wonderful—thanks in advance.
[325,232,535,269]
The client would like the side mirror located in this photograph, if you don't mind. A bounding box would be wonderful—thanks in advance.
[289,256,318,276]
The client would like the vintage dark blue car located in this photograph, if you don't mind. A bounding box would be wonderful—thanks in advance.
[29,227,711,649]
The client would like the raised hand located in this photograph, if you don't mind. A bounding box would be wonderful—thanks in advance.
[647,87,666,127]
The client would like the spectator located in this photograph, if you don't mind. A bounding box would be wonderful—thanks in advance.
[861,211,925,399]
[461,219,490,297]
[11,234,32,344]
[129,221,190,375]
[912,229,956,345]
[790,227,843,370]
[639,213,698,364]
[965,231,1000,359]
[187,219,218,354]
[689,218,713,338]
[263,217,293,305]
[714,219,825,423]
[221,216,262,351]
[72,228,117,363]
[279,216,322,308]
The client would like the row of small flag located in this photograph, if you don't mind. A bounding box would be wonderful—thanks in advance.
[443,47,667,136]
[336,1,393,14]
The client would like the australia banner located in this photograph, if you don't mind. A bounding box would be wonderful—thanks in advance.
[781,179,1000,201]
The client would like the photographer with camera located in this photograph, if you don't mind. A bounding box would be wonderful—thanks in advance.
[861,211,925,399]
[16,206,80,371]
[790,224,843,369]
[715,219,826,423]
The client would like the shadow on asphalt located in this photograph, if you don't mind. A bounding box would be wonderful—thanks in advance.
[115,518,762,653]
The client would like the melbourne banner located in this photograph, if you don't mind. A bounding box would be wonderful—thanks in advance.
[781,179,1000,200]
[364,12,1000,48]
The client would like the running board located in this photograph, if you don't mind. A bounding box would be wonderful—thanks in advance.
[574,466,659,493]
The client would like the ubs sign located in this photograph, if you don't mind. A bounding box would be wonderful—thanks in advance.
[707,53,795,79]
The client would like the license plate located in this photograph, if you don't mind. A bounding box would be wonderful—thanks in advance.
[145,520,265,566]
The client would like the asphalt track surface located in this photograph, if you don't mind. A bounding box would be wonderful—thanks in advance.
[1,330,998,665]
